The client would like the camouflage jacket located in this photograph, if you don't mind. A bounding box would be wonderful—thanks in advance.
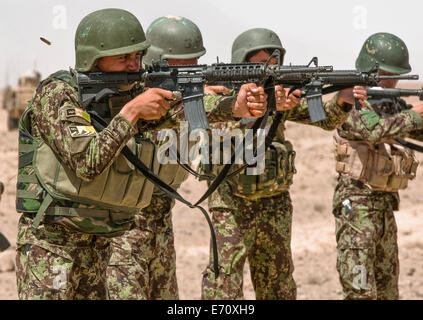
[22,71,239,233]
[20,75,138,235]
[337,96,423,144]
[334,95,423,205]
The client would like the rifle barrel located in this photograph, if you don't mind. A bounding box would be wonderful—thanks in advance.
[377,74,419,80]
[367,87,423,98]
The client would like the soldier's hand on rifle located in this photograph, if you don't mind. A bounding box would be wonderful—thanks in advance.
[411,103,423,119]
[121,88,175,124]
[233,83,267,118]
[277,87,299,111]
[336,86,367,108]
[204,85,231,95]
[353,86,367,107]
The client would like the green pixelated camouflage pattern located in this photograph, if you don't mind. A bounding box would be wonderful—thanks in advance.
[202,188,296,300]
[200,95,349,300]
[106,90,222,299]
[15,215,111,299]
[19,74,138,235]
[332,96,423,300]
[106,194,178,299]
[284,95,350,131]
[332,176,399,299]
[30,77,136,181]
[337,96,423,144]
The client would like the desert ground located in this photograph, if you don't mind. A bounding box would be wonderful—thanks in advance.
[1,86,423,300]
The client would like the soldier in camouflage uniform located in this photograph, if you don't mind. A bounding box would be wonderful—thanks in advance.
[332,33,423,299]
[201,28,361,300]
[14,8,180,300]
[105,16,269,300]
[16,9,266,300]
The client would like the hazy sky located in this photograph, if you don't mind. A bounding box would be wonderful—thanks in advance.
[1,0,422,87]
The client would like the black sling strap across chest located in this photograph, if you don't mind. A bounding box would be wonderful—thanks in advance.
[88,112,220,277]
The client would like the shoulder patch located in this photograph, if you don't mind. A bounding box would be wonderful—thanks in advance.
[360,110,380,130]
[66,108,91,122]
[68,125,96,137]
[61,107,91,124]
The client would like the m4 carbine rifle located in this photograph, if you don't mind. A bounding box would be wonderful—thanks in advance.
[77,59,419,129]
[292,67,419,110]
[76,58,334,129]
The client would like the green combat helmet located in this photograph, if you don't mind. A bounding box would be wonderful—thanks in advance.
[143,16,206,66]
[231,28,285,63]
[75,8,149,72]
[356,32,411,74]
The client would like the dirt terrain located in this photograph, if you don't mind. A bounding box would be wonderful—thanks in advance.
[1,85,423,300]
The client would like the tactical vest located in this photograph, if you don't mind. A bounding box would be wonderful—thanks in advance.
[230,139,296,200]
[156,160,189,192]
[16,70,159,232]
[206,122,297,201]
[334,131,418,192]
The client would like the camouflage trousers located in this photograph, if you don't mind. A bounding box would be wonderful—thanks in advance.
[16,215,111,300]
[202,191,296,300]
[333,177,400,300]
[106,195,178,300]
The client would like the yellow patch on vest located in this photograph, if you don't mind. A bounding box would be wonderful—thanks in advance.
[66,108,91,123]
[69,125,96,137]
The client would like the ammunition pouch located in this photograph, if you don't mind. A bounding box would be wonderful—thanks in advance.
[17,128,158,228]
[334,132,418,192]
[156,162,189,191]
[230,140,296,200]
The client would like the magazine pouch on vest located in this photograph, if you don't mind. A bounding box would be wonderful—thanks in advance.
[233,139,296,200]
[334,131,418,192]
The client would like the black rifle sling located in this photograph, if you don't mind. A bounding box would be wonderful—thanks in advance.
[395,138,423,153]
[173,113,284,180]
[194,81,277,207]
[174,111,283,181]
[175,150,215,181]
[193,114,267,206]
[88,112,220,277]
[224,111,285,179]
